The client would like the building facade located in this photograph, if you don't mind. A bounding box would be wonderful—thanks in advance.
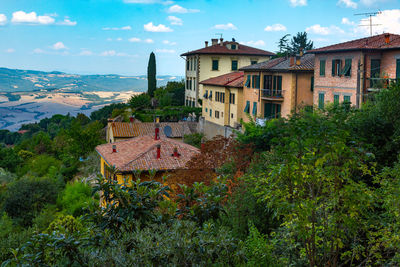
[309,33,400,109]
[239,53,315,123]
[199,71,244,138]
[181,38,275,108]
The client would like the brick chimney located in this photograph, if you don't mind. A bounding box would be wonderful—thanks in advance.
[290,56,295,67]
[129,116,134,123]
[155,123,160,140]
[220,38,224,46]
[156,144,161,159]
[384,33,390,44]
[205,41,209,47]
[296,55,301,66]
[211,38,218,46]
[173,147,180,158]
[112,144,117,153]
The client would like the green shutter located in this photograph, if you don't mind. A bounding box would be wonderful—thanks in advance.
[344,95,351,103]
[332,60,335,76]
[318,93,325,109]
[209,109,212,117]
[320,60,325,76]
[310,76,314,92]
[276,104,281,118]
[277,76,282,91]
[212,60,219,70]
[245,75,251,87]
[252,102,257,116]
[334,94,339,105]
[244,101,250,113]
[396,59,400,79]
[264,103,272,118]
[232,60,238,71]
[256,76,260,89]
[273,76,277,91]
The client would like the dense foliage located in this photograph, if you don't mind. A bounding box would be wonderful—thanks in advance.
[147,52,157,97]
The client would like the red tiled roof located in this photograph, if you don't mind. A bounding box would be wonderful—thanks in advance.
[240,54,314,72]
[181,41,275,57]
[110,122,197,138]
[309,33,400,53]
[199,71,244,88]
[96,136,199,172]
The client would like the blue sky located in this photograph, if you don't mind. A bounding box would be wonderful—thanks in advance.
[0,0,399,76]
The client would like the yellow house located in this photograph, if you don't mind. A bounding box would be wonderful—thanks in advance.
[199,71,244,138]
[96,134,200,185]
[181,38,275,108]
[240,53,315,123]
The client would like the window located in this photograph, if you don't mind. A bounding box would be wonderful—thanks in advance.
[215,111,220,118]
[193,78,196,90]
[185,99,188,106]
[318,92,325,109]
[186,79,189,90]
[186,60,190,71]
[231,44,237,50]
[221,112,223,118]
[310,76,314,92]
[331,59,342,77]
[231,60,238,71]
[252,102,257,116]
[264,75,273,90]
[245,75,251,88]
[320,60,326,76]
[397,59,400,80]
[251,60,258,65]
[221,92,225,103]
[334,94,339,105]
[343,95,351,103]
[212,59,219,70]
[229,93,235,104]
[371,59,381,87]
[341,59,352,77]
[209,91,213,100]
[231,113,234,118]
[264,103,281,119]
[272,76,282,95]
[205,108,208,112]
[209,109,212,117]
[204,90,208,99]
[216,91,219,102]
[252,75,260,89]
[244,101,250,113]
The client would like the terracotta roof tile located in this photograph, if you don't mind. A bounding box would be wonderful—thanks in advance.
[111,122,197,138]
[240,54,314,72]
[181,41,275,57]
[96,136,200,172]
[199,71,244,88]
[309,33,400,53]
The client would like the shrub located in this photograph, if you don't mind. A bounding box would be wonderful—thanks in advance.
[58,181,96,217]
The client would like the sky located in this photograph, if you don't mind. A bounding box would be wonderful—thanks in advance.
[0,0,399,76]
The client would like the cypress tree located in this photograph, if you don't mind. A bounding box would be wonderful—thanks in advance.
[147,52,157,97]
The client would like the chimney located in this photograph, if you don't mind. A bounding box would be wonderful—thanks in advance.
[296,55,301,66]
[205,41,209,47]
[211,38,218,46]
[112,144,117,153]
[384,33,390,44]
[290,56,295,67]
[155,123,160,140]
[129,116,134,123]
[299,48,304,57]
[220,38,224,46]
[156,144,161,159]
[173,147,180,158]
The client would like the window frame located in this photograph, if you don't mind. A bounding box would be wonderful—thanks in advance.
[212,59,219,71]
[320,59,326,76]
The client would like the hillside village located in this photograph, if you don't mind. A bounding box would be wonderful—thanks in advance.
[1,31,400,266]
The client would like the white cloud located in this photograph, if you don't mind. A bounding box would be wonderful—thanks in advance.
[33,48,45,54]
[144,38,154,43]
[167,4,199,13]
[155,48,176,53]
[213,23,237,30]
[116,37,123,41]
[102,25,131,30]
[144,22,173,32]
[12,11,55,25]
[167,16,182,25]
[341,17,355,25]
[0,14,7,25]
[338,0,358,8]
[240,40,266,47]
[52,42,68,50]
[107,38,113,41]
[79,50,93,56]
[264,23,287,32]
[359,0,387,6]
[129,37,141,42]
[123,0,173,4]
[5,48,15,53]
[58,18,77,26]
[289,0,307,7]
[163,40,177,45]
[362,9,400,35]
[306,24,344,35]
[100,50,137,57]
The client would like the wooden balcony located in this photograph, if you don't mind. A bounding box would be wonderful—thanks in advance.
[261,89,284,101]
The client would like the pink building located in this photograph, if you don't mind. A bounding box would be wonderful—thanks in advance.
[309,33,400,108]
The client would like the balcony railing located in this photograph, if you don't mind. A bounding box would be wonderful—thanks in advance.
[367,77,397,91]
[261,89,284,99]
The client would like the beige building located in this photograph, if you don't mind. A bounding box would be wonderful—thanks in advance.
[199,71,244,138]
[181,38,275,108]
[240,53,315,123]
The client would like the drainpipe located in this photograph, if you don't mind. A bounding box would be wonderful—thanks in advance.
[227,87,231,127]
[295,73,298,113]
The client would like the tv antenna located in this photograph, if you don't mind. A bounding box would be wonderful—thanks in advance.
[355,11,382,36]
[215,33,223,39]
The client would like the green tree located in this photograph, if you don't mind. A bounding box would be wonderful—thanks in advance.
[290,31,313,54]
[276,33,291,58]
[147,52,157,97]
[129,93,151,111]
[58,181,96,217]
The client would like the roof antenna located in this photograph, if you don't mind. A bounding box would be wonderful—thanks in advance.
[355,11,382,37]
[215,33,223,39]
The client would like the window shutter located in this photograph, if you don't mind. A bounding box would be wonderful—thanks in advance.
[245,75,251,87]
[396,59,400,79]
[273,76,277,91]
[332,60,336,76]
[252,102,257,115]
[264,103,271,118]
[334,94,339,105]
[344,95,351,103]
[277,76,282,91]
[244,101,250,113]
[276,104,281,118]
[318,93,325,109]
[320,60,325,76]
[310,76,314,92]
[256,76,260,88]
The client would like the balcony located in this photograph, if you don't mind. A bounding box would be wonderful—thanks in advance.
[261,89,284,100]
[367,77,397,92]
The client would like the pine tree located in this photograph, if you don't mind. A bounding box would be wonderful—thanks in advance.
[147,52,157,97]
[290,32,313,54]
